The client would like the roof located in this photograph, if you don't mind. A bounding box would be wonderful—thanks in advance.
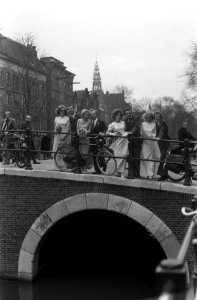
[41,57,75,76]
[0,34,46,74]
[98,92,125,111]
[74,89,99,109]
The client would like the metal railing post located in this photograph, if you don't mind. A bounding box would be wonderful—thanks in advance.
[192,196,197,298]
[127,134,134,178]
[74,134,81,174]
[183,139,192,186]
[25,129,33,170]
[156,258,188,295]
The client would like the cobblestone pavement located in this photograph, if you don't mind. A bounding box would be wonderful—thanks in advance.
[0,158,197,186]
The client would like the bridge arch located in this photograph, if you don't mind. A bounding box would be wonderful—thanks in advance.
[18,193,180,281]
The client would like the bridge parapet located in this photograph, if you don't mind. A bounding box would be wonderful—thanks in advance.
[0,167,196,282]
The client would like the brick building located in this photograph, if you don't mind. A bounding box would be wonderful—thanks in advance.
[0,34,76,132]
[0,34,47,130]
[73,88,99,114]
[40,57,75,131]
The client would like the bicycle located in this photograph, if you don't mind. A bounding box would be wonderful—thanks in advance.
[1,133,27,168]
[54,133,117,175]
[164,143,197,182]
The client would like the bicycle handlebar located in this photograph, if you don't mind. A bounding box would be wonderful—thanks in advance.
[181,207,197,216]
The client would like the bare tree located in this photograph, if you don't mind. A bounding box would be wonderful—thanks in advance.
[184,42,197,112]
[10,34,47,124]
[113,84,134,103]
[152,97,197,139]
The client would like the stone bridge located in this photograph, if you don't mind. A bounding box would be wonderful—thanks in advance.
[0,167,197,281]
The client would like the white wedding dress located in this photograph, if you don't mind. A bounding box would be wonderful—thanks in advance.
[107,121,129,174]
[140,121,161,178]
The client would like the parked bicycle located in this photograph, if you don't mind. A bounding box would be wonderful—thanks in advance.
[54,133,117,175]
[1,133,27,168]
[164,143,197,182]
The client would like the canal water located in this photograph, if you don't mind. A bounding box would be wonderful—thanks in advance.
[0,274,159,300]
[0,210,165,299]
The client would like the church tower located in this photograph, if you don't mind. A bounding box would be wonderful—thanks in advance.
[92,60,102,93]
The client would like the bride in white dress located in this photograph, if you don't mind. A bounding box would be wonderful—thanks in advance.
[52,105,71,169]
[107,109,128,178]
[52,105,71,153]
[140,111,161,179]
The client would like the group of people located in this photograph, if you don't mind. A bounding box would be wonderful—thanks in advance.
[51,105,168,179]
[106,109,162,179]
[1,107,196,181]
[52,105,107,173]
[52,105,197,180]
[108,109,197,180]
[0,111,51,165]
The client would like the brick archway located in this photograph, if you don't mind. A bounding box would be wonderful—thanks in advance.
[18,193,180,281]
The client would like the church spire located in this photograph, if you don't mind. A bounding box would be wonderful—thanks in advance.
[92,60,102,93]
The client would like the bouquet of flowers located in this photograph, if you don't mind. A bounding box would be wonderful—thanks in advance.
[77,128,87,138]
[56,125,62,133]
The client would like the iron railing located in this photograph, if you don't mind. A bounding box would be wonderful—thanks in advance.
[0,129,196,185]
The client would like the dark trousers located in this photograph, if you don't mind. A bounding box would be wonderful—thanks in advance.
[157,148,168,177]
[29,139,36,162]
[128,142,141,176]
[91,144,100,173]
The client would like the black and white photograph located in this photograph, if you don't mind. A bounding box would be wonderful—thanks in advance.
[0,0,197,299]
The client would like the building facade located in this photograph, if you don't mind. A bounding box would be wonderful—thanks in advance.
[0,34,76,132]
[41,57,75,131]
[73,88,99,114]
[0,34,47,131]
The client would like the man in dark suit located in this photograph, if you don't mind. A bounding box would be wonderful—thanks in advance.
[67,106,80,146]
[1,110,16,164]
[178,120,196,144]
[89,109,107,174]
[21,115,40,164]
[154,112,171,181]
[124,108,141,179]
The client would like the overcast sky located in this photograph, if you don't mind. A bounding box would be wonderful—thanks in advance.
[1,0,197,100]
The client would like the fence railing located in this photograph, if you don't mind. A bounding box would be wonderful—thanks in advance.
[156,195,197,300]
[0,129,196,186]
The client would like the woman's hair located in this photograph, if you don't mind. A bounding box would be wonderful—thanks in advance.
[111,108,123,120]
[55,105,67,116]
[81,109,89,118]
[144,110,154,121]
[154,111,163,119]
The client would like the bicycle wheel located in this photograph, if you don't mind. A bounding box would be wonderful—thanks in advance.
[54,145,76,172]
[16,150,27,168]
[167,170,185,182]
[96,150,117,175]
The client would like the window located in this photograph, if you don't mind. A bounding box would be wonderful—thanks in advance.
[40,82,45,95]
[21,76,25,90]
[0,70,5,87]
[6,92,11,105]
[36,82,39,96]
[13,74,20,91]
[6,72,11,86]
[41,97,46,108]
[32,80,36,96]
[22,94,25,107]
[15,76,19,91]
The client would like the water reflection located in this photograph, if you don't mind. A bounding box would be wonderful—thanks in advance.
[0,275,158,300]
